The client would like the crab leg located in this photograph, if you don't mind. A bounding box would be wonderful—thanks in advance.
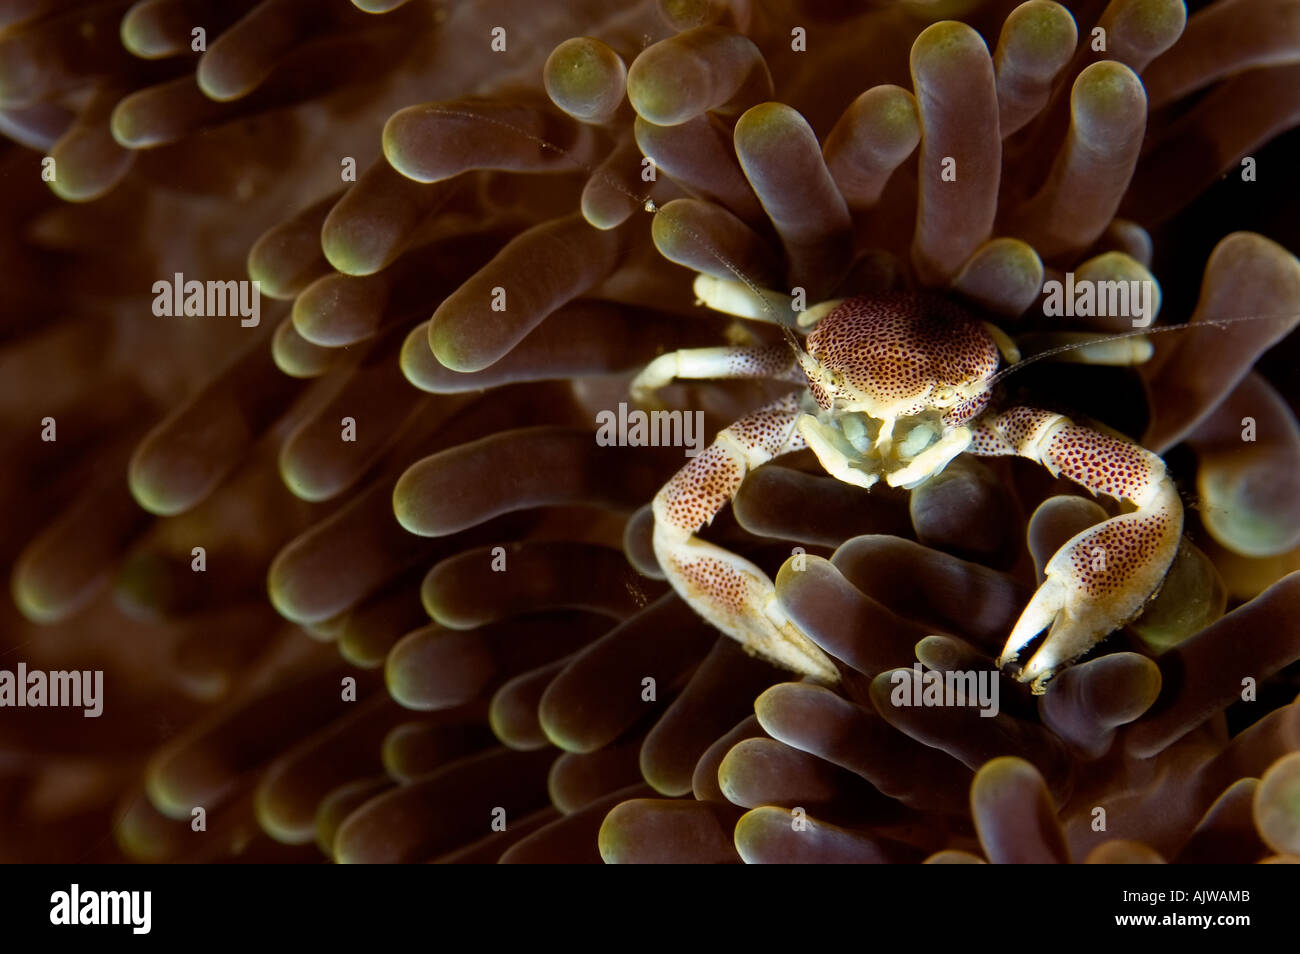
[630,343,805,405]
[652,392,840,682]
[969,408,1182,692]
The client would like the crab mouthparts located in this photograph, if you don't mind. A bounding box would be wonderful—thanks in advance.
[837,410,942,471]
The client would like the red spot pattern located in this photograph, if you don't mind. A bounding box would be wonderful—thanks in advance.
[1045,425,1158,504]
[804,293,999,412]
[993,407,1059,449]
[971,408,1162,506]
[1067,514,1171,598]
[656,393,803,534]
[943,389,990,426]
[724,344,800,381]
[968,423,1015,456]
[805,376,833,411]
[671,554,748,615]
[659,443,740,534]
[969,407,1058,456]
[726,392,805,458]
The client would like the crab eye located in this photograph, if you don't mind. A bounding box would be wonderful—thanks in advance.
[930,385,957,406]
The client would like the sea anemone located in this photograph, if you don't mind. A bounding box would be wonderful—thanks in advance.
[1,0,1298,865]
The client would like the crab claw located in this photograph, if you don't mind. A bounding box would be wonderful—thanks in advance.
[650,392,840,683]
[973,408,1184,692]
[653,525,839,682]
[999,481,1183,692]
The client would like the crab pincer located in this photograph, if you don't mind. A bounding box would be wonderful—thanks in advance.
[972,408,1183,692]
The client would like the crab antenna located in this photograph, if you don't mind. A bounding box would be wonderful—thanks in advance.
[983,313,1298,394]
